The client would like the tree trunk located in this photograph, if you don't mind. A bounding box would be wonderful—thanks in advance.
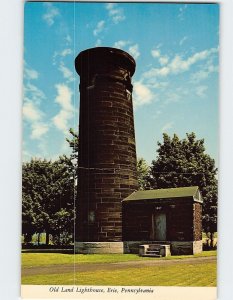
[38,233,41,246]
[24,233,32,244]
[46,232,50,245]
[210,232,214,248]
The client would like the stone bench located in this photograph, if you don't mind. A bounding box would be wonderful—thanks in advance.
[139,244,171,257]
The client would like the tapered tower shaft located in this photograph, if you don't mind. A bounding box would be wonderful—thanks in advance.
[75,47,138,244]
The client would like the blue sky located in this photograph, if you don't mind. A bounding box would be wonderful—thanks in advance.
[23,2,219,165]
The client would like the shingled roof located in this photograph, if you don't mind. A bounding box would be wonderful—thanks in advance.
[123,186,202,203]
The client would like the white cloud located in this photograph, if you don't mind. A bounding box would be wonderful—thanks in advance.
[23,102,42,122]
[165,87,189,105]
[179,48,217,68]
[95,39,102,47]
[58,63,74,82]
[165,92,182,104]
[23,63,49,146]
[23,83,46,122]
[144,47,218,79]
[151,49,169,66]
[178,4,187,21]
[106,3,125,24]
[161,122,174,132]
[23,76,47,123]
[114,40,130,49]
[52,49,74,82]
[24,68,39,80]
[23,84,49,140]
[42,3,60,26]
[179,36,188,46]
[169,55,187,72]
[24,61,39,80]
[65,35,72,45]
[113,41,140,60]
[133,81,154,107]
[159,56,169,66]
[158,66,170,76]
[54,84,73,111]
[106,3,115,10]
[24,83,45,105]
[53,84,73,132]
[93,20,105,36]
[144,66,170,78]
[53,110,72,132]
[128,44,140,60]
[151,49,160,58]
[191,63,218,83]
[148,81,168,89]
[196,85,208,98]
[53,48,73,65]
[31,123,49,140]
[60,48,72,57]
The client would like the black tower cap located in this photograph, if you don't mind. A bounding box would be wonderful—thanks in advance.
[75,47,136,77]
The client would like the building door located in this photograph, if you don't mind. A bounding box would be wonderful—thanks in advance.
[152,213,167,241]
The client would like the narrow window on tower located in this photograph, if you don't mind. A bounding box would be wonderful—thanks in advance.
[88,211,95,224]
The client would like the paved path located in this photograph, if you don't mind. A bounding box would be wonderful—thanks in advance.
[22,256,216,277]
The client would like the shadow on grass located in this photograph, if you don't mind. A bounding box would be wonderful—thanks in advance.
[22,248,74,254]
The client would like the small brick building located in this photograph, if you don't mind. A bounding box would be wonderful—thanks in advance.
[122,186,203,254]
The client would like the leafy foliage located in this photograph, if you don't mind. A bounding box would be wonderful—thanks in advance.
[137,158,150,190]
[22,129,78,246]
[148,133,218,241]
[22,158,74,245]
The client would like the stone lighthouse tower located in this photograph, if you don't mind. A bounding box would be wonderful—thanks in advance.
[75,47,138,253]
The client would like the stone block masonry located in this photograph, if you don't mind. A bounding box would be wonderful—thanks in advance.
[75,47,138,251]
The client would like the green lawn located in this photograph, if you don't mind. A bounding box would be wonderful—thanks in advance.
[22,262,216,286]
[21,251,216,286]
[21,250,217,267]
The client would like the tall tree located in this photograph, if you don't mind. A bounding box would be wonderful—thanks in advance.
[66,128,78,160]
[22,158,74,245]
[22,193,37,244]
[148,132,218,246]
[137,158,150,190]
[60,128,78,183]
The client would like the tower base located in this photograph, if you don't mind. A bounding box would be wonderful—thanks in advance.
[75,242,124,254]
[123,240,203,255]
[75,240,202,254]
